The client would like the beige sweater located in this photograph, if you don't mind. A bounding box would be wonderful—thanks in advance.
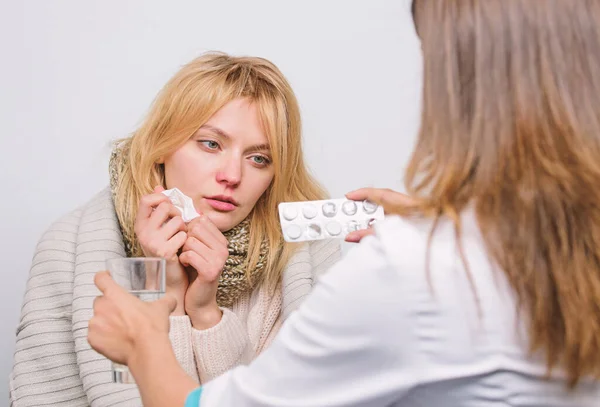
[9,188,341,407]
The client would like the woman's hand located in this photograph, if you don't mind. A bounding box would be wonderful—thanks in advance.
[135,185,188,314]
[179,214,229,330]
[88,271,177,366]
[344,188,416,243]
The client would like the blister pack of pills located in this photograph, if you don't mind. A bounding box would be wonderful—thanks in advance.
[278,199,384,242]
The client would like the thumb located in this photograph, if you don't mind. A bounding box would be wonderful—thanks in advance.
[155,293,178,315]
[154,185,166,193]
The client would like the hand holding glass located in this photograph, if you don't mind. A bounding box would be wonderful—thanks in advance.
[105,257,166,384]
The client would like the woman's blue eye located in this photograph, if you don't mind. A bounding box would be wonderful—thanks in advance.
[200,140,219,149]
[252,156,269,165]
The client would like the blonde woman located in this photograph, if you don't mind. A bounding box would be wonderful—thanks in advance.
[9,52,340,406]
[88,1,600,406]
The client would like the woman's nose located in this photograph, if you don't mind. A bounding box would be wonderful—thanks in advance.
[215,157,242,187]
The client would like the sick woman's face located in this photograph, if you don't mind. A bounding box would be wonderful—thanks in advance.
[162,98,275,231]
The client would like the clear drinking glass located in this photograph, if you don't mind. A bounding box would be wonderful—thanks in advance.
[105,257,166,384]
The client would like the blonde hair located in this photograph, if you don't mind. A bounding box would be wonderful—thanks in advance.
[113,52,327,288]
[405,0,600,387]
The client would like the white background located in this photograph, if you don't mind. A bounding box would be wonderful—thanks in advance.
[0,0,421,400]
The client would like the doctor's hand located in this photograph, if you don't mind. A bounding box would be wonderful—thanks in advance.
[344,188,416,243]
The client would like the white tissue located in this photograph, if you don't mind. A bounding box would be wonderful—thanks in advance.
[162,188,200,223]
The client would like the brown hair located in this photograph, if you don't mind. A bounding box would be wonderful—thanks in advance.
[406,0,600,387]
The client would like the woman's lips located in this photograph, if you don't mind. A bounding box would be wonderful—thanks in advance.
[204,198,237,212]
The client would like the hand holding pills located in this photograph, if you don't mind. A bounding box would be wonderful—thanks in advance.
[344,188,417,243]
[278,198,384,242]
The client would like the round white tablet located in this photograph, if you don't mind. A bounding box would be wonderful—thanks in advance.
[326,221,342,236]
[302,204,318,219]
[285,224,302,240]
[283,206,298,221]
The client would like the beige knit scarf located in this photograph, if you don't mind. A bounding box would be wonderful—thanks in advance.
[108,147,268,308]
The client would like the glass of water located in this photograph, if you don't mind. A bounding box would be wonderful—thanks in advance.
[105,257,166,384]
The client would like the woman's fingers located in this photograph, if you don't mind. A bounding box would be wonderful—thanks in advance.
[187,215,228,247]
[161,216,187,240]
[137,192,170,220]
[345,188,415,212]
[148,202,182,230]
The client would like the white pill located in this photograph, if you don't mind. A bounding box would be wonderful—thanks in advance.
[302,204,318,219]
[326,221,342,236]
[362,200,378,214]
[347,220,360,232]
[285,224,302,240]
[342,201,357,216]
[322,202,337,217]
[307,223,322,238]
[283,206,298,221]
